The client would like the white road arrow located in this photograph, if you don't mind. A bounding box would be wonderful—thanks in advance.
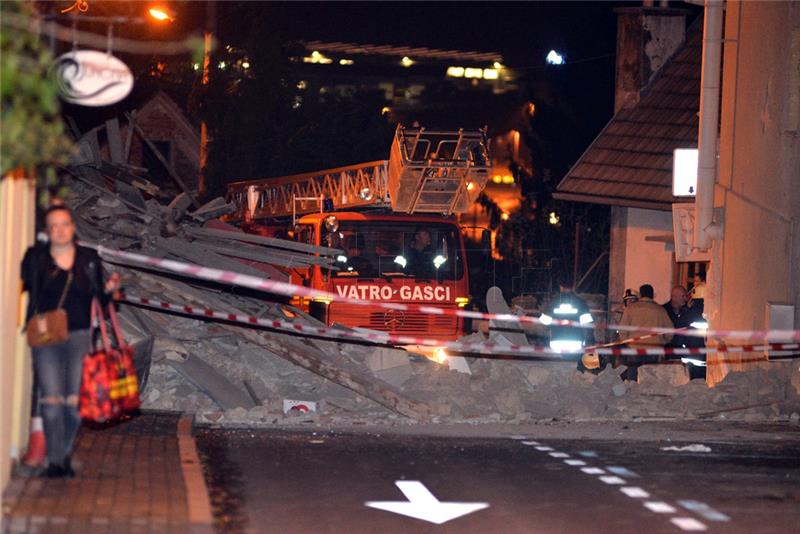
[365,480,489,525]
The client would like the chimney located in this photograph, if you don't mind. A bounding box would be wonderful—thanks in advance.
[614,5,689,113]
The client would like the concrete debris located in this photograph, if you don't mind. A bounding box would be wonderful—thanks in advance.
[189,197,236,222]
[58,176,800,429]
[167,355,256,410]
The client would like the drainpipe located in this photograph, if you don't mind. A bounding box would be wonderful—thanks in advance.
[694,0,724,250]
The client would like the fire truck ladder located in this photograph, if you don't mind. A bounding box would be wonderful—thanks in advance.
[227,160,389,220]
[388,125,491,215]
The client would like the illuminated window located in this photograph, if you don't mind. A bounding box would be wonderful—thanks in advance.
[446,66,465,77]
[339,58,354,65]
[297,80,307,90]
[493,61,504,69]
[482,68,498,80]
[492,175,503,184]
[501,175,514,184]
[464,67,483,79]
[401,56,414,67]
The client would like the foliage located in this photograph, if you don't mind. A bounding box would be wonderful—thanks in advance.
[0,0,73,200]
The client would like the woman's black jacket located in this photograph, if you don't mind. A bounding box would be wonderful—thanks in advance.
[21,243,108,324]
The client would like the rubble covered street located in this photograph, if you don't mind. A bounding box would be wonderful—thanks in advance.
[63,179,800,429]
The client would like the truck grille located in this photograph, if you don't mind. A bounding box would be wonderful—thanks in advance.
[329,303,459,339]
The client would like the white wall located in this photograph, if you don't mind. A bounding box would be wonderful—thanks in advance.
[706,1,800,384]
[713,1,800,331]
[623,207,675,304]
[1,174,35,499]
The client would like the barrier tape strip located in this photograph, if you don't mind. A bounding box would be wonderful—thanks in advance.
[594,344,799,356]
[586,329,688,351]
[118,293,563,356]
[118,293,800,359]
[88,242,800,342]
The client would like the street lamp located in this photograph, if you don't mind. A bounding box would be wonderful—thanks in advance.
[148,7,175,22]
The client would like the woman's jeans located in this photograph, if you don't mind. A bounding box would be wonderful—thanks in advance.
[32,329,90,466]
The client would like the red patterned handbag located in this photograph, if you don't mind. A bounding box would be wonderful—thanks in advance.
[79,299,141,422]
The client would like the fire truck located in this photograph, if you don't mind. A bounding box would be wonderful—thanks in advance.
[226,125,491,342]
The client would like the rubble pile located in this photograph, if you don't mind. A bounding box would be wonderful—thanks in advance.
[62,180,800,428]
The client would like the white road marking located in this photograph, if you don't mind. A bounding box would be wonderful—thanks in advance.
[520,441,540,446]
[670,517,708,531]
[644,501,677,514]
[620,487,650,498]
[578,451,598,458]
[564,459,586,466]
[599,476,626,485]
[677,500,730,522]
[606,466,639,478]
[365,481,489,525]
[580,467,606,475]
[548,452,570,458]
[535,446,555,452]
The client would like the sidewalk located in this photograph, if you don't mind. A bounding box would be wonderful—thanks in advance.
[2,413,212,533]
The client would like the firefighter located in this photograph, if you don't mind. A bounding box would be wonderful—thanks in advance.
[540,275,594,359]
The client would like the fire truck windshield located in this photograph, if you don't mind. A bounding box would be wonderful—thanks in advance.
[330,221,464,281]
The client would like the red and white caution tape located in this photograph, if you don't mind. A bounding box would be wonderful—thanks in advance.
[88,242,800,342]
[594,344,799,356]
[118,293,563,357]
[119,293,800,360]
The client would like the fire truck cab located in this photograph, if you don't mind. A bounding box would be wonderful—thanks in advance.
[226,125,491,342]
[293,211,469,340]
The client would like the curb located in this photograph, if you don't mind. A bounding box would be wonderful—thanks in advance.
[177,414,214,531]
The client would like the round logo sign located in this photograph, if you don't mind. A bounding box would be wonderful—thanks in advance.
[53,50,134,107]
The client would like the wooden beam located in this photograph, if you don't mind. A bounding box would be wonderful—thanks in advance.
[126,112,200,208]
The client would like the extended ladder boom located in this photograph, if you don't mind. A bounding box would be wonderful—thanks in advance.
[226,125,491,220]
[227,160,389,220]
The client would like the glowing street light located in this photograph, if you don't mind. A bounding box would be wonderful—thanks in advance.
[546,49,565,65]
[148,7,175,22]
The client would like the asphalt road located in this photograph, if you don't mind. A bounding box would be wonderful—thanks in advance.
[195,427,800,533]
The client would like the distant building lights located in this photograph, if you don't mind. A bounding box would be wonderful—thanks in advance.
[492,175,503,184]
[546,50,565,65]
[401,56,414,67]
[297,80,307,90]
[482,68,499,80]
[549,211,560,225]
[527,102,536,117]
[501,175,514,184]
[464,67,483,78]
[446,66,465,78]
[241,61,250,69]
[218,61,226,69]
[381,106,391,116]
[192,63,200,71]
[500,212,510,221]
[304,51,333,64]
[339,58,354,65]
[465,181,475,191]
[493,61,504,70]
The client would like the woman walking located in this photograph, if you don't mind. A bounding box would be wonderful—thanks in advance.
[21,204,120,478]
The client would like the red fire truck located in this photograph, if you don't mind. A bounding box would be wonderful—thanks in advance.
[226,125,491,342]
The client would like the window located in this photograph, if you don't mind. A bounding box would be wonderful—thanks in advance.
[328,221,464,281]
